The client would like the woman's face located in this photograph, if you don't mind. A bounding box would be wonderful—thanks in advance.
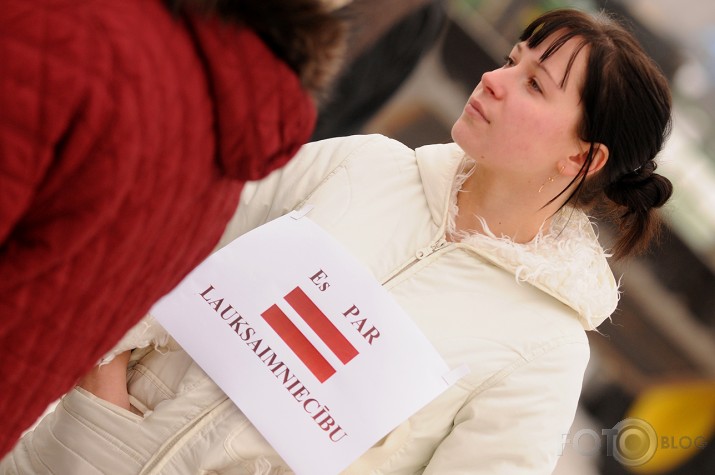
[451,33,589,181]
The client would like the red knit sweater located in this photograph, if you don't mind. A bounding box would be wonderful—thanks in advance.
[0,0,316,456]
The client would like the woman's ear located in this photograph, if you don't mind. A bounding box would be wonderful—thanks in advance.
[561,143,609,177]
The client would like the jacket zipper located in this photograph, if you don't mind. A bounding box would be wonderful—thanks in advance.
[381,237,450,286]
[415,238,449,259]
[381,151,463,286]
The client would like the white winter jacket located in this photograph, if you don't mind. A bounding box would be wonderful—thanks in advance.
[3,134,619,475]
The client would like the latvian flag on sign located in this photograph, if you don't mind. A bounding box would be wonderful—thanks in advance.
[261,286,358,383]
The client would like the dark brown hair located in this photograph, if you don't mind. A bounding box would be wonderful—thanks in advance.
[521,9,673,259]
[164,0,347,102]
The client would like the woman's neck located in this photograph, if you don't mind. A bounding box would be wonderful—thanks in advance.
[453,163,567,243]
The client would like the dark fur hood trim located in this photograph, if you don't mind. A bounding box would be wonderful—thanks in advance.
[166,0,347,103]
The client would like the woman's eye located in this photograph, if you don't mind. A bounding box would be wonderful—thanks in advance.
[503,56,515,68]
[529,78,543,93]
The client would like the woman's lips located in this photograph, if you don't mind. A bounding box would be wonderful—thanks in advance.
[466,98,490,123]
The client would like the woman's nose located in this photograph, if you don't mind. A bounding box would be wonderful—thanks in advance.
[481,68,504,99]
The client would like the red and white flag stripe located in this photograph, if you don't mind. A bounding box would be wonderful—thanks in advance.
[261,286,358,383]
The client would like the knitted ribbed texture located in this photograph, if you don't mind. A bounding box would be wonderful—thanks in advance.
[0,0,316,456]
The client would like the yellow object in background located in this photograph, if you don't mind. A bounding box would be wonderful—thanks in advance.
[624,380,715,474]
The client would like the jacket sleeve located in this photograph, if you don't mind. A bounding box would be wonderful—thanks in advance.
[423,339,590,475]
[216,134,386,248]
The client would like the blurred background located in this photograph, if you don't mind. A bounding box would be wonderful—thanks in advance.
[319,0,715,473]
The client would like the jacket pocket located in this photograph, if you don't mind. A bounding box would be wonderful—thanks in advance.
[14,387,148,474]
[127,346,210,413]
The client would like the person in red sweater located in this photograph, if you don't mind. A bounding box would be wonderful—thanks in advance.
[0,0,346,457]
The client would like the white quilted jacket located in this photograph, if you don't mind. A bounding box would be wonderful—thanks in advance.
[6,134,619,475]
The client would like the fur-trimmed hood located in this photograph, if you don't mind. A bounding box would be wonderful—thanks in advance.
[418,142,620,331]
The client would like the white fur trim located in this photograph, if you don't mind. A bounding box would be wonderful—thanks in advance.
[99,314,171,364]
[447,159,619,330]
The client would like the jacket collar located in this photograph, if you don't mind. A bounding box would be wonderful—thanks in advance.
[415,143,619,331]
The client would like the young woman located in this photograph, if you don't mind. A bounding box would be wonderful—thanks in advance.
[2,8,672,475]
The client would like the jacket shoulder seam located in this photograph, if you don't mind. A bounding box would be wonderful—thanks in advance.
[293,135,391,210]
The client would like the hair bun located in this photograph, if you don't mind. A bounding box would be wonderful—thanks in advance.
[605,161,673,213]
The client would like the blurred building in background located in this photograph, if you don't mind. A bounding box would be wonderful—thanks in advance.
[344,0,715,473]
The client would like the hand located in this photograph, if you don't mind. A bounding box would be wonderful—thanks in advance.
[77,350,131,411]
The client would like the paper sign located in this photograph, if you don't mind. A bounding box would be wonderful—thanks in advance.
[151,209,463,475]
